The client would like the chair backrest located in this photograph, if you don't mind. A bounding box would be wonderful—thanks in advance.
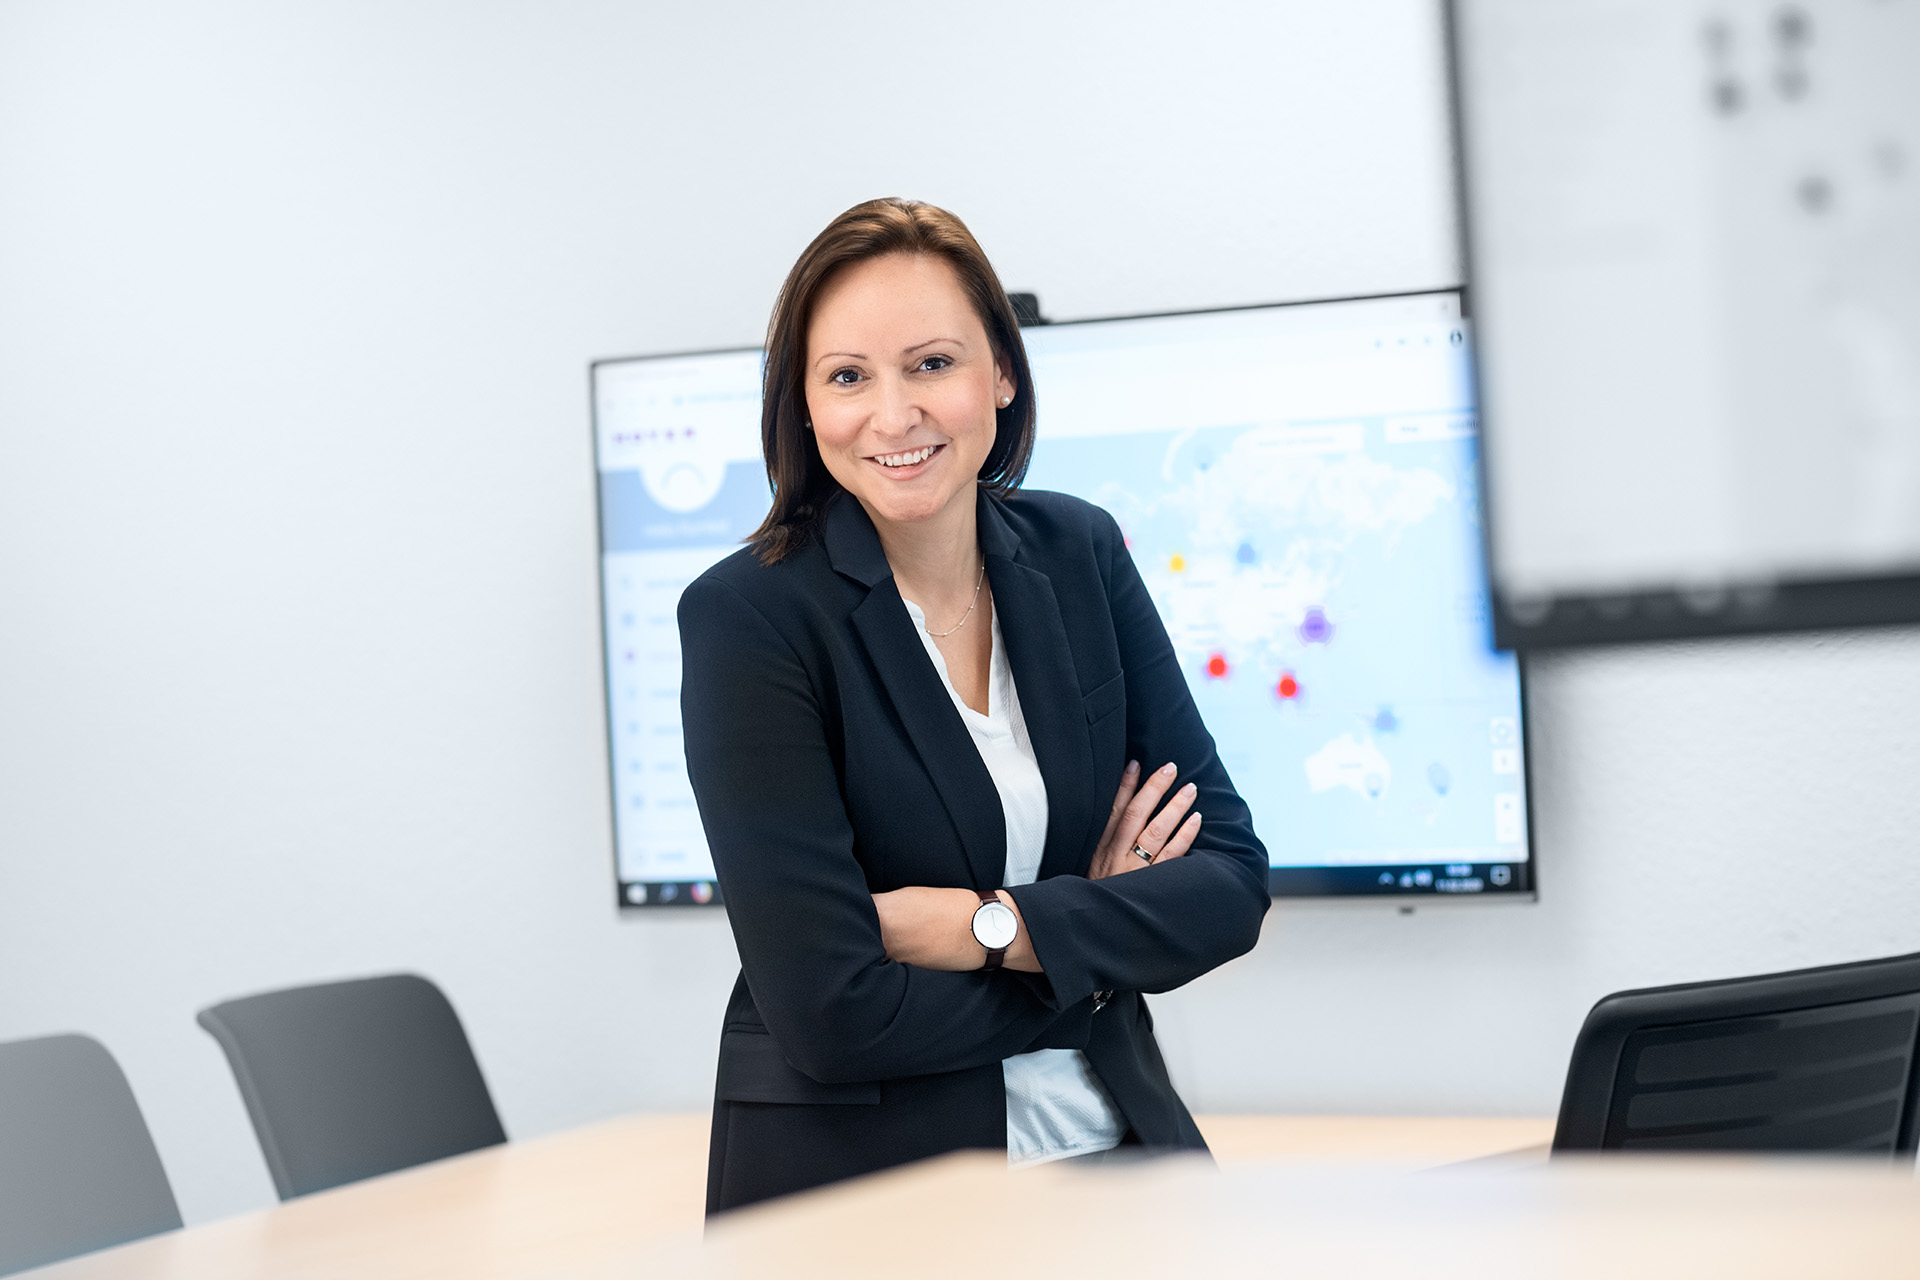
[1554,951,1920,1155]
[197,973,506,1199]
[0,1033,181,1277]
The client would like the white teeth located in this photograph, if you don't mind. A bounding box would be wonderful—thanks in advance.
[876,445,936,468]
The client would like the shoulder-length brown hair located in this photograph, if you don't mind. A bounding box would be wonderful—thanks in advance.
[748,198,1036,564]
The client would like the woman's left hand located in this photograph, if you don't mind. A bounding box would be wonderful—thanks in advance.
[872,886,1041,973]
[1089,759,1202,880]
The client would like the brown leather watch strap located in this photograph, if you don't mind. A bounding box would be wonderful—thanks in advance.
[976,889,1008,970]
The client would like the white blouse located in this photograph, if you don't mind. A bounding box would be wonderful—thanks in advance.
[900,596,1127,1168]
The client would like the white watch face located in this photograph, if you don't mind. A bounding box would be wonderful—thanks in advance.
[972,900,1017,950]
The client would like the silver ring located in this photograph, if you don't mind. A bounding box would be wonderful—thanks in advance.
[1131,843,1155,864]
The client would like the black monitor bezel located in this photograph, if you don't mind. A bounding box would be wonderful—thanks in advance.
[592,287,1538,906]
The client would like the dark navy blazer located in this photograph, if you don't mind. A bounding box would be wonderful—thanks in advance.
[678,486,1270,1214]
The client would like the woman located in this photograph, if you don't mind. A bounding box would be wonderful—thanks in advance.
[679,198,1269,1214]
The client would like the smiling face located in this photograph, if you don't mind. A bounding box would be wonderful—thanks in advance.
[804,253,1016,536]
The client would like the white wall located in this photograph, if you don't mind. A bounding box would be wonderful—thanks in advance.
[2,0,1915,1226]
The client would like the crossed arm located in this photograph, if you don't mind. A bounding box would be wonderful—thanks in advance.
[678,519,1267,1084]
[871,757,1206,972]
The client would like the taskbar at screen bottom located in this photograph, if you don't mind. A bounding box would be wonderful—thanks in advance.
[619,865,1533,905]
[1269,862,1532,898]
[618,879,723,908]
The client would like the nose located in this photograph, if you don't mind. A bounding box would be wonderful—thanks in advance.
[871,369,920,439]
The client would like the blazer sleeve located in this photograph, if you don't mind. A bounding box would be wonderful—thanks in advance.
[678,573,1072,1085]
[1003,509,1271,1009]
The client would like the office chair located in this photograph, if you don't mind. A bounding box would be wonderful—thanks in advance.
[0,1033,182,1276]
[1554,950,1920,1154]
[197,973,506,1199]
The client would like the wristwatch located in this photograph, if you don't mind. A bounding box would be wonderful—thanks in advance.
[970,889,1018,970]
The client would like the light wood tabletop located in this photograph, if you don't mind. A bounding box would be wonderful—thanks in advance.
[62,1111,1904,1280]
[664,1148,1920,1280]
[22,1112,713,1280]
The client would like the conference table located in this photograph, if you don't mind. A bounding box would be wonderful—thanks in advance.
[26,1112,1920,1278]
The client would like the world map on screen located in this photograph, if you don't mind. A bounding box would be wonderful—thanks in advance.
[1022,414,1527,871]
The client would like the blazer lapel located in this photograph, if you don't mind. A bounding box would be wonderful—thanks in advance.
[826,495,1007,892]
[978,495,1100,882]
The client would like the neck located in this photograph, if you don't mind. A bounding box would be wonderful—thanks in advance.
[866,485,982,606]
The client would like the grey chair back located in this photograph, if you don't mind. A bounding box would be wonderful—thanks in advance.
[0,1034,181,1276]
[1554,950,1920,1154]
[197,973,505,1199]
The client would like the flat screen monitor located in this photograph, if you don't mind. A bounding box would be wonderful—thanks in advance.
[1450,0,1920,648]
[592,290,1534,904]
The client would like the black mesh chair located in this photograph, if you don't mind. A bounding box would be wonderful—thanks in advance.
[1554,951,1920,1155]
[0,1034,182,1276]
[197,973,506,1199]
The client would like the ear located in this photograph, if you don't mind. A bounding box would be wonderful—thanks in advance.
[995,356,1018,408]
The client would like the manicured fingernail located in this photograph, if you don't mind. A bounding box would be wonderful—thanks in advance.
[1158,763,1176,776]
[1181,783,1196,798]
[1126,760,1139,775]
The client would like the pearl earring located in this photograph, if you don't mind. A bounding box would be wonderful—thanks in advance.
[999,396,1011,408]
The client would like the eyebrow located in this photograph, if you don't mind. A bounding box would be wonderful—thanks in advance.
[811,337,968,369]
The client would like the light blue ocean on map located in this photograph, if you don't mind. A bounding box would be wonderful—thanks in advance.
[1023,416,1524,869]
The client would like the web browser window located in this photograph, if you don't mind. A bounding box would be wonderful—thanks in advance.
[591,291,1533,904]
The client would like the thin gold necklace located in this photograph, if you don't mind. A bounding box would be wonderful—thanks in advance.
[923,561,988,638]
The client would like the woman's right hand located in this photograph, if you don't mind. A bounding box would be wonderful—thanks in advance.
[1089,760,1202,880]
